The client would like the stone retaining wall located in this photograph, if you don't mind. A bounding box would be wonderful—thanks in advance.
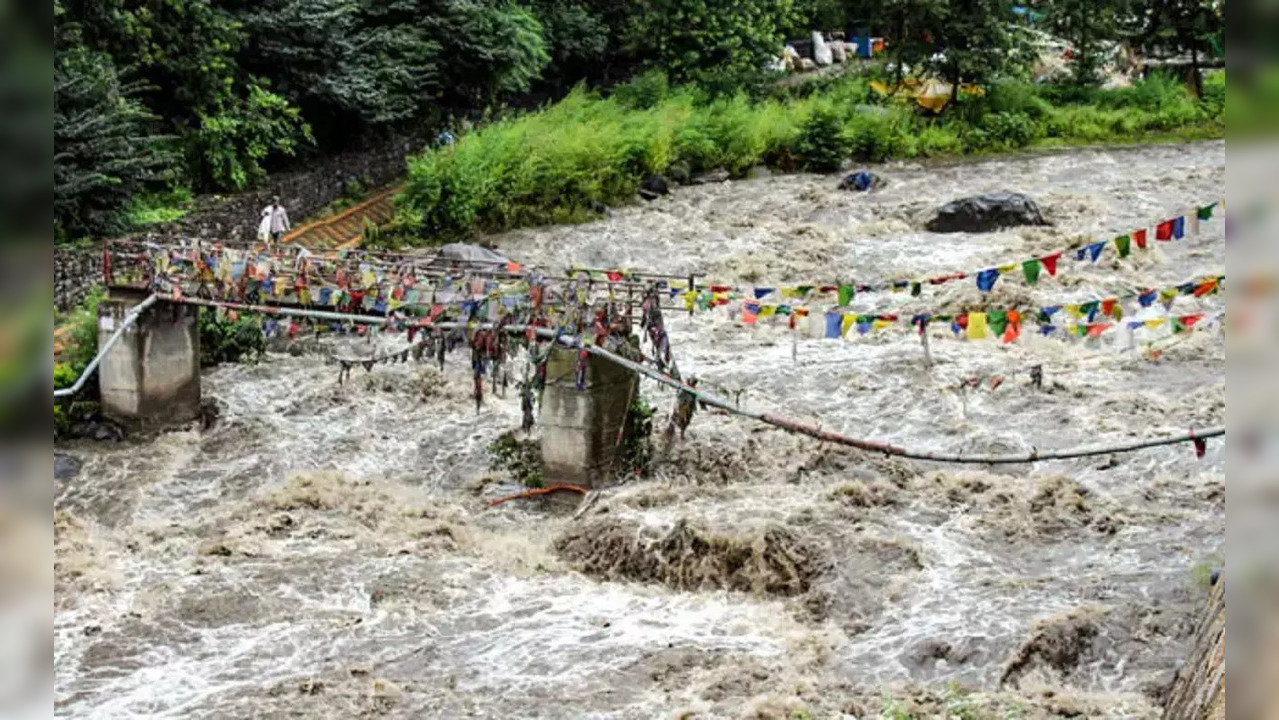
[55,244,103,312]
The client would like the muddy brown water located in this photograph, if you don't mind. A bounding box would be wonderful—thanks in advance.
[55,141,1224,718]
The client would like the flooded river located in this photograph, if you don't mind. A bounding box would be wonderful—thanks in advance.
[56,141,1224,718]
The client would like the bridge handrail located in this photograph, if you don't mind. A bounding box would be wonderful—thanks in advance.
[54,294,159,399]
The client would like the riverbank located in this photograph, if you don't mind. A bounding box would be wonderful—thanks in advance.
[393,72,1224,242]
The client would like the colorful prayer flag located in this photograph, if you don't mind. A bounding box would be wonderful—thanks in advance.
[988,310,1008,337]
[976,269,1000,293]
[1172,216,1186,239]
[1194,278,1220,297]
[967,312,989,339]
[838,285,855,306]
[1088,241,1106,262]
[1197,203,1216,221]
[754,288,775,299]
[825,312,843,339]
[1040,253,1060,276]
[1022,259,1040,285]
[1114,235,1131,258]
[1132,229,1148,249]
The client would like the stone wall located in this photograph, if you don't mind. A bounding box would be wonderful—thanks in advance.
[1163,574,1224,720]
[55,244,103,312]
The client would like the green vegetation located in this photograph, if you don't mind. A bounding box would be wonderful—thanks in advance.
[487,431,545,488]
[56,0,1223,242]
[198,311,267,367]
[619,396,657,477]
[397,70,1222,240]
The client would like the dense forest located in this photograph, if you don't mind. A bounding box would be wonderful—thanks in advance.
[55,0,1223,241]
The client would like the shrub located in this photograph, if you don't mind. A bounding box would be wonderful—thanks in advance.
[199,310,265,367]
[794,104,849,172]
[613,70,670,110]
[968,110,1038,151]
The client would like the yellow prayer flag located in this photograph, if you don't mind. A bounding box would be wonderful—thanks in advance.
[968,312,989,339]
[997,263,1018,275]
[781,288,803,299]
[873,319,893,331]
[683,291,696,310]
[759,306,776,318]
[841,313,856,337]
[1144,319,1165,329]
[1159,289,1178,304]
[1065,304,1084,319]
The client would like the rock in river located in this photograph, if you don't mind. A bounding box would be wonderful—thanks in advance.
[639,174,670,201]
[926,192,1050,233]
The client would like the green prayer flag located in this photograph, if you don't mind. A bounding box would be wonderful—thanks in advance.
[1114,234,1131,258]
[988,309,1008,337]
[911,282,921,297]
[1197,203,1215,221]
[1021,259,1040,285]
[838,285,854,306]
[1172,318,1186,334]
[797,285,813,297]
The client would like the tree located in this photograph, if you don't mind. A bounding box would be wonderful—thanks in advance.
[932,0,1030,96]
[1047,0,1129,85]
[1140,0,1223,97]
[228,0,548,148]
[55,3,177,238]
[626,0,799,86]
[59,0,310,191]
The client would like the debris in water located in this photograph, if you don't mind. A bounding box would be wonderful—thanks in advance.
[555,517,825,597]
[1000,605,1105,687]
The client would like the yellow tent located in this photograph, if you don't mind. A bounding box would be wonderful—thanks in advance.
[869,78,985,113]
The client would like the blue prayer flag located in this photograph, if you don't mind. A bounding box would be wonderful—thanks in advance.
[1138,291,1156,307]
[1172,216,1186,239]
[825,312,843,338]
[976,269,1000,293]
[1088,241,1106,262]
[754,288,775,299]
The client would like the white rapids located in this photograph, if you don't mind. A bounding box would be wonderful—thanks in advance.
[56,140,1224,719]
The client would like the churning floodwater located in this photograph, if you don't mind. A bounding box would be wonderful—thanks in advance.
[55,141,1224,719]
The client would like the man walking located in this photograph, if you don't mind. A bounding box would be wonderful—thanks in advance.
[259,196,290,249]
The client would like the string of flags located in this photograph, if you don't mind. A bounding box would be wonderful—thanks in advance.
[657,200,1223,305]
[728,274,1225,344]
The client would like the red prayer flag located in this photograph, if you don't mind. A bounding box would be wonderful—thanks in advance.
[1193,279,1219,297]
[507,262,523,273]
[606,271,623,282]
[1086,322,1111,337]
[1193,437,1206,459]
[1101,298,1117,317]
[1040,253,1060,276]
[1156,220,1174,241]
[1132,229,1148,249]
[956,314,969,330]
[710,285,731,293]
[1180,313,1205,329]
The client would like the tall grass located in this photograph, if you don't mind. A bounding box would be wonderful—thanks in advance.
[399,72,1223,240]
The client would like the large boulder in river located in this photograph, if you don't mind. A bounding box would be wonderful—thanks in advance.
[927,192,1050,233]
[639,174,670,200]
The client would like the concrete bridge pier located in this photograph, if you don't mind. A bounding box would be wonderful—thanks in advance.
[97,296,202,428]
[540,346,639,487]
